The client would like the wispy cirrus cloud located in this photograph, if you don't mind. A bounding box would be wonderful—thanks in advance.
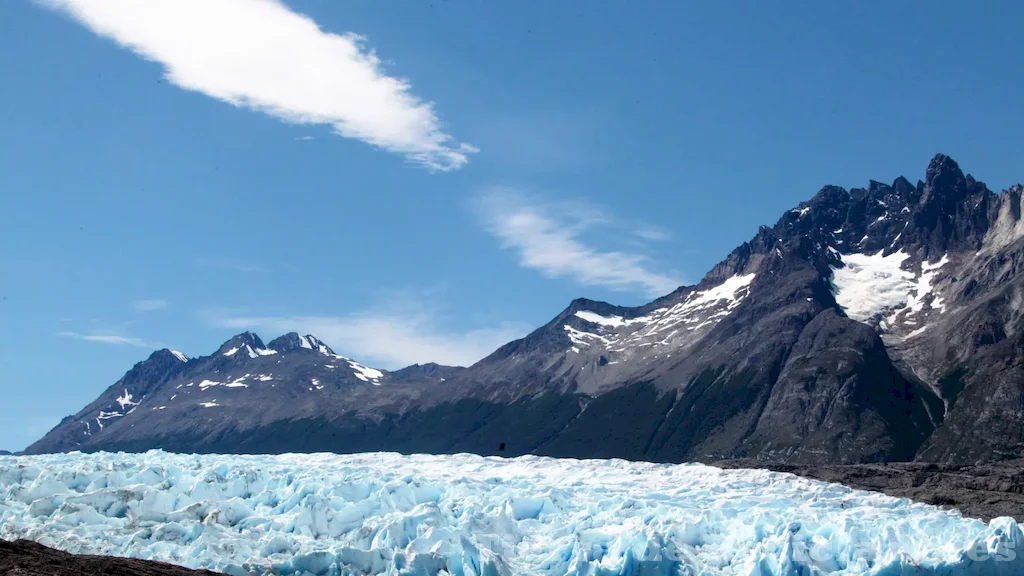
[40,0,475,171]
[631,223,674,243]
[57,331,153,348]
[132,298,167,312]
[475,189,683,297]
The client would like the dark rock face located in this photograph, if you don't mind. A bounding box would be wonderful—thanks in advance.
[26,155,1024,466]
[739,309,940,463]
[0,539,220,576]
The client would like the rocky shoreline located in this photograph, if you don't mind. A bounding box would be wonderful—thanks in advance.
[0,539,218,575]
[717,459,1024,522]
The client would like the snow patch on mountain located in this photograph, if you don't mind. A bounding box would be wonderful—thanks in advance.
[830,251,950,325]
[573,311,643,327]
[564,325,611,350]
[249,345,277,358]
[94,411,121,430]
[115,389,139,410]
[348,360,383,384]
[223,344,276,358]
[567,273,756,355]
[907,254,950,315]
[830,250,909,322]
[169,350,188,363]
[682,273,756,312]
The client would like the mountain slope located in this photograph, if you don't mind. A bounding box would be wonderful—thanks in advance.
[27,332,453,454]
[28,155,1024,465]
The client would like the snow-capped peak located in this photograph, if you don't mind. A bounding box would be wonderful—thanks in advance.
[266,332,335,356]
[169,350,188,363]
[217,332,267,356]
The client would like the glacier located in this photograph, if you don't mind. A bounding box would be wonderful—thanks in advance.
[1,451,1022,576]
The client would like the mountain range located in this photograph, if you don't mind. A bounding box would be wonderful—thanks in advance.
[27,154,1024,465]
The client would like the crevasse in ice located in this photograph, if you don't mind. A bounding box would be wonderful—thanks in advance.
[1,451,1021,575]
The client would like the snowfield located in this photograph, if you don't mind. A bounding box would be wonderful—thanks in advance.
[1,452,1022,575]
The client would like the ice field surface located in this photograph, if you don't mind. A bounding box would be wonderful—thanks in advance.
[1,451,1022,575]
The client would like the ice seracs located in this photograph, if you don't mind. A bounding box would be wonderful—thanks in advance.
[1,451,1021,576]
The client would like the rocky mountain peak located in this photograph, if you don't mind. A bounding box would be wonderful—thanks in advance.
[215,332,277,359]
[266,332,336,356]
[148,348,189,366]
[919,153,973,212]
[266,332,305,352]
[809,185,849,207]
[217,331,264,352]
[924,154,964,190]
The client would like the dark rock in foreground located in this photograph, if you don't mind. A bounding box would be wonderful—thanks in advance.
[717,459,1024,522]
[0,539,219,576]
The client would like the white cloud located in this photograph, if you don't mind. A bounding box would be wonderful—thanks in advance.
[41,0,475,171]
[132,298,167,312]
[476,190,683,297]
[210,310,529,369]
[57,331,152,348]
[632,223,673,243]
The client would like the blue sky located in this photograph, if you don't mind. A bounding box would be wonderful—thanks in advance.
[2,0,1023,450]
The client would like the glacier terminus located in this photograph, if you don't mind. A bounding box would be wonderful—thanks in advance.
[1,451,1022,575]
